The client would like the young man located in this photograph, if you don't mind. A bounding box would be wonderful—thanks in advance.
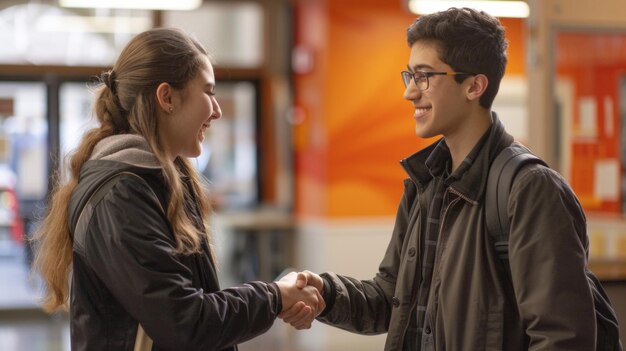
[281,7,597,350]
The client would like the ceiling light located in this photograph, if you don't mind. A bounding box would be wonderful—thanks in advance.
[60,0,202,11]
[408,1,530,18]
[37,15,152,34]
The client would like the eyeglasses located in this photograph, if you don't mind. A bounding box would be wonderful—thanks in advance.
[400,70,475,91]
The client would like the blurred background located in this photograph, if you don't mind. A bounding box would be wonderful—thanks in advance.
[0,0,625,350]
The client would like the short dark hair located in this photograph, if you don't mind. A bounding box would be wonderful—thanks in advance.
[407,7,508,108]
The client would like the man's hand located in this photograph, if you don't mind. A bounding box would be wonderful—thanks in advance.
[275,272,325,329]
[277,271,325,329]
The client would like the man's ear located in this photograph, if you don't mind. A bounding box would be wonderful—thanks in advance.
[466,74,488,102]
[155,82,174,113]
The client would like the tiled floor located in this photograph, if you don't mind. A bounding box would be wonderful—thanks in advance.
[0,247,66,351]
[0,310,69,351]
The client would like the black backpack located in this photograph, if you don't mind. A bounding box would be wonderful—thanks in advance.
[485,146,622,350]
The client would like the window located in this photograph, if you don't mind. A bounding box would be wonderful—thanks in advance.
[0,3,152,66]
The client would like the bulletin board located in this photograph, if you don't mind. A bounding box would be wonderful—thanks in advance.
[554,31,626,214]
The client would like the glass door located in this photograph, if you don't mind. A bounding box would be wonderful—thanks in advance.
[0,81,48,316]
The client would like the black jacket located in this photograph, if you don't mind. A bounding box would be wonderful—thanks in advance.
[68,135,281,351]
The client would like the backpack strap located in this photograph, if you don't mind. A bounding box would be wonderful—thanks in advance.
[485,147,547,260]
[485,147,623,350]
[71,170,157,351]
[73,171,164,256]
[72,171,163,246]
[73,172,122,254]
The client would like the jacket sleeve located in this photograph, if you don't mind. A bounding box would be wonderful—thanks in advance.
[81,175,280,350]
[508,166,595,350]
[317,180,417,334]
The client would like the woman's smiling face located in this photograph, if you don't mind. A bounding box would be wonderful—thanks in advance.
[159,58,222,160]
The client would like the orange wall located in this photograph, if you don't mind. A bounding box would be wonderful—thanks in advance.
[293,0,527,218]
[500,17,526,76]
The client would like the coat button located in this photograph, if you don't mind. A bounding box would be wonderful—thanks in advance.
[408,247,416,257]
[392,297,400,307]
[424,326,431,334]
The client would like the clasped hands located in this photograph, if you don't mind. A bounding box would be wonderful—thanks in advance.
[274,270,324,329]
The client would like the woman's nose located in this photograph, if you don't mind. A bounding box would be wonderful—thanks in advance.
[211,97,222,119]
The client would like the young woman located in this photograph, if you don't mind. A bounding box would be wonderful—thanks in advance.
[33,27,322,351]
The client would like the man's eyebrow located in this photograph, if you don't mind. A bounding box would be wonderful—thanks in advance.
[407,64,435,72]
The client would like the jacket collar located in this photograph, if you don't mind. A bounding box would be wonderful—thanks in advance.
[401,112,514,202]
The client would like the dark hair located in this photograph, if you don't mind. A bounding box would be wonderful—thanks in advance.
[407,7,508,108]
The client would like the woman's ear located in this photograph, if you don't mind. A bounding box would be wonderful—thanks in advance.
[156,82,174,114]
[466,74,488,102]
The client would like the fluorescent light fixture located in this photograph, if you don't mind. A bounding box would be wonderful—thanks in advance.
[408,1,530,18]
[37,15,152,34]
[60,0,202,11]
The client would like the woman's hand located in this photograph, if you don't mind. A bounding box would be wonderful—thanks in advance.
[275,271,325,329]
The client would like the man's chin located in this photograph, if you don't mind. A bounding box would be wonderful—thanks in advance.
[414,126,435,139]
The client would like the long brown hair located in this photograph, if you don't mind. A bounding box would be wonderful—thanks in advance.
[33,27,214,312]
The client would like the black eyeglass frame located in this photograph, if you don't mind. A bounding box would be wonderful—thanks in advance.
[400,70,476,90]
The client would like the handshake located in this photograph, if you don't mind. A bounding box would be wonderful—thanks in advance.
[274,271,325,330]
